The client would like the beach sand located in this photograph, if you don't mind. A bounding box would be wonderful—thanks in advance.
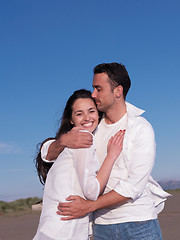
[158,190,180,240]
[0,191,179,240]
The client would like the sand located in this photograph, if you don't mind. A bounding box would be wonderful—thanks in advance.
[158,191,180,240]
[0,191,179,240]
[0,212,40,240]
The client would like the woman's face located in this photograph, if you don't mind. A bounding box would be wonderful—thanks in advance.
[71,98,99,133]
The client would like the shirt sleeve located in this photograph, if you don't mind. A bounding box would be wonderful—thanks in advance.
[41,139,56,162]
[72,139,100,201]
[113,118,156,200]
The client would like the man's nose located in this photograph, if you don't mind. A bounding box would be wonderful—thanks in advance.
[91,89,96,98]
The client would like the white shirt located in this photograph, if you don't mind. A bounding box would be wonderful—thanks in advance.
[38,102,170,228]
[93,102,170,224]
[33,133,99,240]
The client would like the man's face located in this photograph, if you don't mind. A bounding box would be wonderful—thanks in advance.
[92,73,116,113]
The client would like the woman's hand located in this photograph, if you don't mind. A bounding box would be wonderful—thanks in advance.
[107,130,125,161]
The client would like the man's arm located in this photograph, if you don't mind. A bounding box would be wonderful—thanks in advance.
[57,190,130,220]
[46,127,93,161]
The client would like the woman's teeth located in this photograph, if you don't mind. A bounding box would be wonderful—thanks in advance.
[82,122,93,127]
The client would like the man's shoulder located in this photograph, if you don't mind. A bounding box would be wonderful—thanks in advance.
[130,116,155,139]
[136,115,152,127]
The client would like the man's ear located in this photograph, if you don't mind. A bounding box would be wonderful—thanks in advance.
[115,85,123,98]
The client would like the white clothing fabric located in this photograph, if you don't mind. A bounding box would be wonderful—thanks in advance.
[93,102,170,224]
[33,132,100,240]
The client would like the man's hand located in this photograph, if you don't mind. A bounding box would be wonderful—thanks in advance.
[46,127,93,160]
[62,127,93,149]
[56,191,130,221]
[56,195,94,220]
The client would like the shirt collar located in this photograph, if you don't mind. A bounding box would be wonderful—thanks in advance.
[125,102,145,118]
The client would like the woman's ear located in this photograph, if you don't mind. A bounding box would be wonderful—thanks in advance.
[70,120,74,125]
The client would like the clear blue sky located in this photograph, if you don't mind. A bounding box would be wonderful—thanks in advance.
[0,0,179,201]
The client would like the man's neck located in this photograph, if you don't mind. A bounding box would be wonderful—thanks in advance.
[104,101,127,124]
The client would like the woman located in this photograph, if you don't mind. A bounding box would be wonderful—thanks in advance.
[33,89,125,240]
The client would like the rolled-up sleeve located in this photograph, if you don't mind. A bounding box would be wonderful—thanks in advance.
[73,143,100,201]
[41,139,56,162]
[113,119,156,200]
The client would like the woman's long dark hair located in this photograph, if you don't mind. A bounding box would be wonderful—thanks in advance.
[35,89,101,185]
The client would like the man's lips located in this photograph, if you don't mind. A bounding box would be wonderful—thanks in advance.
[95,100,100,105]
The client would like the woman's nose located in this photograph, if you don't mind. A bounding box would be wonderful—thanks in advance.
[83,114,90,121]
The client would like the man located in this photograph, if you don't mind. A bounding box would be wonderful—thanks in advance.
[42,63,169,240]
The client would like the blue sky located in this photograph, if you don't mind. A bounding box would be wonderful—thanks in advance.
[0,0,179,201]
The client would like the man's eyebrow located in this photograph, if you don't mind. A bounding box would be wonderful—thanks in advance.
[92,84,101,88]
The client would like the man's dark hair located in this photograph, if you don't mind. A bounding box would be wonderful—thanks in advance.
[94,62,131,99]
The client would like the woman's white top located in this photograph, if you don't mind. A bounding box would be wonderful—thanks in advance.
[33,132,99,240]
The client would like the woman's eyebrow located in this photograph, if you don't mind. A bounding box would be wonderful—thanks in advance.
[74,110,83,114]
[74,107,96,114]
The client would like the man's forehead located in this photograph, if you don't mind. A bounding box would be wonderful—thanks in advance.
[92,73,110,86]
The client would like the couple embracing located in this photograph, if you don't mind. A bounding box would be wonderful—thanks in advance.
[33,62,170,240]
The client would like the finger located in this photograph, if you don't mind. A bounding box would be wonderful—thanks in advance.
[114,130,125,141]
[75,126,84,131]
[66,195,78,201]
[71,126,83,132]
[117,130,125,138]
[111,133,121,144]
[58,202,72,208]
[60,216,76,221]
[83,138,93,144]
[57,206,71,213]
[112,132,122,144]
[80,131,93,138]
[117,138,124,147]
[115,131,124,142]
[116,129,125,137]
[78,143,92,148]
[114,129,123,137]
[117,134,125,147]
[109,136,117,146]
[81,138,93,146]
[109,131,124,145]
[56,210,71,216]
[83,136,93,143]
[108,136,113,144]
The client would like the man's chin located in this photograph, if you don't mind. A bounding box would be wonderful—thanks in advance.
[97,106,104,112]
